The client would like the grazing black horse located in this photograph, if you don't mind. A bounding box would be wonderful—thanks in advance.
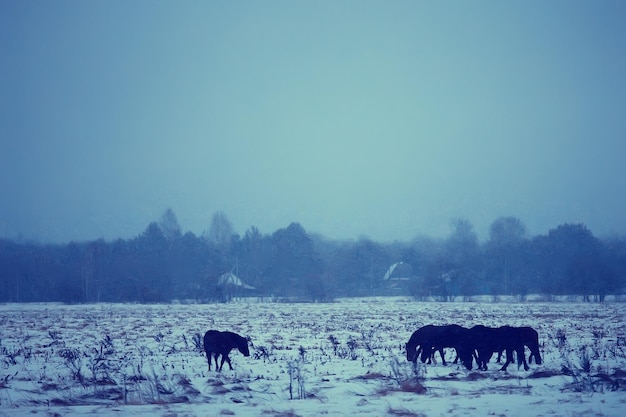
[494,326,542,366]
[406,325,473,370]
[406,325,435,363]
[203,330,250,371]
[519,326,542,365]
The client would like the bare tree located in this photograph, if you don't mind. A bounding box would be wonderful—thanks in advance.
[204,211,234,250]
[487,216,527,296]
[489,216,526,246]
[159,208,181,240]
[444,218,479,300]
[80,244,95,302]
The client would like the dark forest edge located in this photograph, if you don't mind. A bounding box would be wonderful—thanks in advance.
[1,210,625,303]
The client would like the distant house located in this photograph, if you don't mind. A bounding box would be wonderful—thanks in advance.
[382,262,412,292]
[217,272,255,302]
[218,272,255,289]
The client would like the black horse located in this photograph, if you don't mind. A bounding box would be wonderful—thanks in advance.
[519,326,542,365]
[406,324,473,370]
[203,330,250,371]
[494,326,542,366]
[467,325,537,371]
[406,324,434,363]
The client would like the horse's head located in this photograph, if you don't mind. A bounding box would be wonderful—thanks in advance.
[457,347,474,370]
[405,341,417,362]
[238,336,251,357]
[522,327,542,366]
[529,330,542,365]
[530,346,542,365]
[406,332,420,362]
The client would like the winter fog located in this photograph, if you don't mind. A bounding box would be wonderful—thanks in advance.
[2,3,626,416]
[2,1,626,244]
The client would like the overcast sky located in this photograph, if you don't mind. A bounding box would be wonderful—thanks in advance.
[2,0,626,244]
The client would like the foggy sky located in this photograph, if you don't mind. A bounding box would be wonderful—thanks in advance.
[2,0,626,243]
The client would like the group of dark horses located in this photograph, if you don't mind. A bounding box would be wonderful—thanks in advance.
[203,325,542,373]
[405,324,542,371]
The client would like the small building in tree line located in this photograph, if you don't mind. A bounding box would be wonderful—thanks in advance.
[216,272,255,302]
[382,262,412,294]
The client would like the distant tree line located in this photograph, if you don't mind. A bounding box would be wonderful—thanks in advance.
[1,210,625,303]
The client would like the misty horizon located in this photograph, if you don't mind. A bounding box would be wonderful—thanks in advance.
[2,209,624,246]
[2,1,625,245]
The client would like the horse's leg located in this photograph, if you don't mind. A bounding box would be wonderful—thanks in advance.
[479,350,490,370]
[438,348,447,366]
[500,349,513,371]
[472,350,481,370]
[214,354,221,371]
[415,346,423,363]
[223,354,232,370]
[206,351,212,371]
[518,348,529,371]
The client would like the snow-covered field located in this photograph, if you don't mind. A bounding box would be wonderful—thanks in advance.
[1,297,625,417]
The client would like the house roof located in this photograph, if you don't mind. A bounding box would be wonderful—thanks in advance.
[217,272,255,289]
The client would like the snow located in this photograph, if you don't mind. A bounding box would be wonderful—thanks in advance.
[1,298,625,416]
